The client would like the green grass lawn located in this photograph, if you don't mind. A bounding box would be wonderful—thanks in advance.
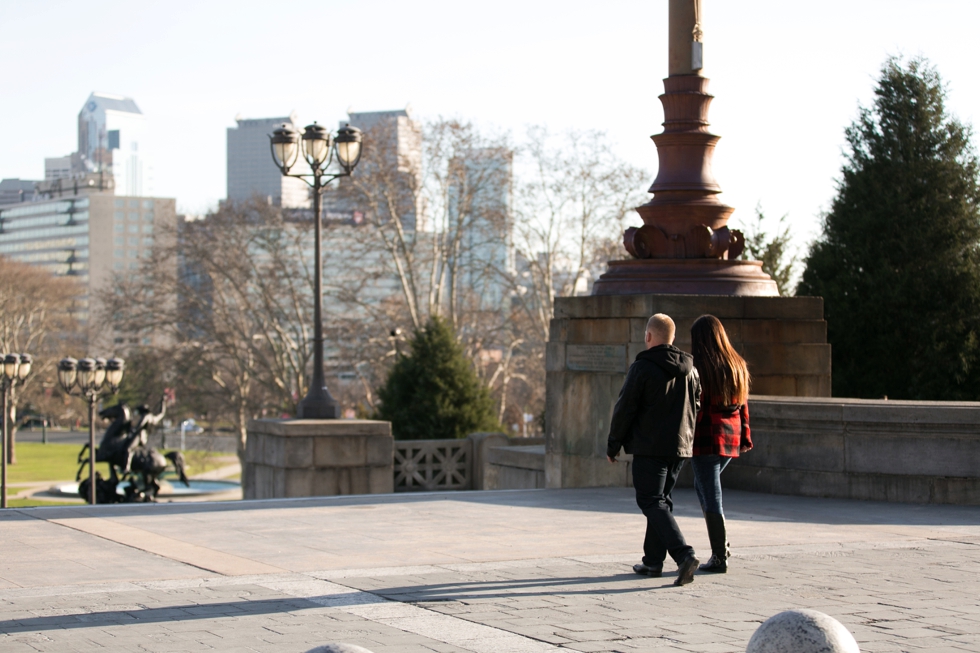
[6,443,236,485]
[7,498,83,508]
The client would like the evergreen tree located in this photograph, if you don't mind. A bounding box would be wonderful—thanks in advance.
[798,57,980,399]
[378,317,501,439]
[741,204,798,296]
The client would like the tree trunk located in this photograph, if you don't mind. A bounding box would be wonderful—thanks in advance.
[237,401,248,494]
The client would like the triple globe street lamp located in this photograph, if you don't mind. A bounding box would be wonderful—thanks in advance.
[269,121,363,418]
[1,353,32,509]
[57,356,125,504]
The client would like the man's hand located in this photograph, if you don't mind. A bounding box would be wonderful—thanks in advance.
[607,455,618,464]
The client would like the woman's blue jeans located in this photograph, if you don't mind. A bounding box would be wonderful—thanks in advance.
[691,454,731,515]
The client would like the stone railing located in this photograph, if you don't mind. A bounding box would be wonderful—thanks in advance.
[393,434,546,492]
[394,439,473,491]
[735,396,980,504]
[675,395,980,505]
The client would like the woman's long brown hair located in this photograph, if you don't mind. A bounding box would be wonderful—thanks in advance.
[690,314,750,405]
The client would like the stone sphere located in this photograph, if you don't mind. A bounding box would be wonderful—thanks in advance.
[306,645,375,653]
[746,609,860,653]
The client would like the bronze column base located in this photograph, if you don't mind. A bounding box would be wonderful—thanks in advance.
[592,259,778,296]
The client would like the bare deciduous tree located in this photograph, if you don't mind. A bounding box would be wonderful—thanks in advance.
[323,123,647,434]
[329,117,512,330]
[0,256,82,463]
[105,121,650,454]
[510,127,648,341]
[102,200,323,474]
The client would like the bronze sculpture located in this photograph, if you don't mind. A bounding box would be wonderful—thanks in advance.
[76,398,189,503]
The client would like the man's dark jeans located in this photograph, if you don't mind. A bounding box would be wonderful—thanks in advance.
[632,454,695,567]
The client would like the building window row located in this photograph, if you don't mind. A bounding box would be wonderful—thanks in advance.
[0,211,89,230]
[0,223,88,243]
[113,248,147,259]
[114,235,154,246]
[115,223,153,234]
[113,211,154,222]
[0,198,88,218]
[8,249,89,264]
[39,262,88,275]
[0,235,89,254]
[114,198,156,210]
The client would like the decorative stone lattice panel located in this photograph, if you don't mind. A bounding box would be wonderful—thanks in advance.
[394,440,472,492]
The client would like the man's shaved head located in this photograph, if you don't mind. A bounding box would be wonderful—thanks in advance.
[645,313,676,346]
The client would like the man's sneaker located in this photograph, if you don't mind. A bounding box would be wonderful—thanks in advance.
[699,554,728,573]
[674,555,699,586]
[632,563,663,578]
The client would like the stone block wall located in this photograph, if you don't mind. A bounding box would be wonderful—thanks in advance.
[486,444,546,490]
[722,396,980,505]
[244,419,393,499]
[546,294,830,489]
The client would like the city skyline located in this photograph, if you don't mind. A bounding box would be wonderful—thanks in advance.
[1,0,977,253]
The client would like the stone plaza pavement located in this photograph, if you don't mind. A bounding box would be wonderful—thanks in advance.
[1,487,979,653]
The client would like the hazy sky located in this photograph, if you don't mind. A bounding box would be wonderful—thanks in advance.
[1,1,977,253]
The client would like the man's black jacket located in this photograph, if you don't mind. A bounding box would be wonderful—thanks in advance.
[606,344,701,459]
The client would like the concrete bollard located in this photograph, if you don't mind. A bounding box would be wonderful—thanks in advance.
[305,645,375,653]
[746,609,860,653]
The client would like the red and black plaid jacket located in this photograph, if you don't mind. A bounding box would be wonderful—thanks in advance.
[693,392,752,458]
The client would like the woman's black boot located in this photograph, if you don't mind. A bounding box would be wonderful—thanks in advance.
[699,512,729,572]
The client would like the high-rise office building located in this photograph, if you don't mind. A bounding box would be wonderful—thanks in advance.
[345,109,422,174]
[0,185,176,334]
[3,93,171,349]
[44,156,73,181]
[454,147,515,309]
[324,108,423,230]
[0,179,38,206]
[226,114,311,208]
[74,92,150,196]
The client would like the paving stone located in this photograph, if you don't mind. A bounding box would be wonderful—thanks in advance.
[558,641,625,652]
[2,489,980,651]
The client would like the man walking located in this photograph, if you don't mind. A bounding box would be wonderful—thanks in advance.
[607,313,701,585]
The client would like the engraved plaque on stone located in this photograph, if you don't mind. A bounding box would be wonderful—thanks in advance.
[566,345,627,373]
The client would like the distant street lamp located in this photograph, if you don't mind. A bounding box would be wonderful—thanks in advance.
[390,328,404,358]
[1,353,32,509]
[269,121,363,418]
[58,357,125,504]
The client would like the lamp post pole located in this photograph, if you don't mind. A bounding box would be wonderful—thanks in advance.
[58,357,124,505]
[85,389,98,503]
[1,353,33,509]
[308,164,329,418]
[269,122,363,418]
[1,386,6,509]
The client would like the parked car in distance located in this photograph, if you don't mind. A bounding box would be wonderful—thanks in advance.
[180,419,204,434]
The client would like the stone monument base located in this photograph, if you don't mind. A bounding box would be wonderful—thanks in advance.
[244,419,393,499]
[545,293,830,489]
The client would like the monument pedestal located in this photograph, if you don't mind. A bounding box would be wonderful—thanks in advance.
[545,293,830,489]
[593,259,778,296]
[244,419,393,499]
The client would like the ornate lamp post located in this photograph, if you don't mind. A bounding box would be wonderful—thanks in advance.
[269,121,363,418]
[1,353,32,508]
[58,357,124,504]
[590,0,777,296]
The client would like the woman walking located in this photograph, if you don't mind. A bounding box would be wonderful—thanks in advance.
[690,315,753,573]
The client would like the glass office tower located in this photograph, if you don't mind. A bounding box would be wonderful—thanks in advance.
[77,92,150,197]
